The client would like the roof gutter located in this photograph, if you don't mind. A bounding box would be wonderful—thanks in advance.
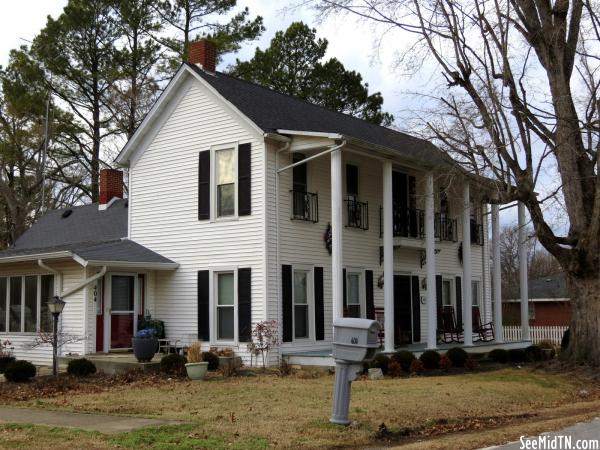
[0,251,73,264]
[83,260,179,270]
[60,266,107,299]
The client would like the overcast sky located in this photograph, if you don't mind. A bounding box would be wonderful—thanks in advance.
[0,0,526,226]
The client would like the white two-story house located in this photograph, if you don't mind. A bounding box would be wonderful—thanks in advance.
[0,40,532,366]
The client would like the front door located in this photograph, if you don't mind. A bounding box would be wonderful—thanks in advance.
[107,274,137,350]
[394,275,413,345]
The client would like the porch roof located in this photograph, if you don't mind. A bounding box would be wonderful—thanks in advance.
[0,239,178,270]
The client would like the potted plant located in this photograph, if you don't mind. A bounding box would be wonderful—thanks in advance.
[0,340,15,374]
[132,328,157,362]
[185,342,208,380]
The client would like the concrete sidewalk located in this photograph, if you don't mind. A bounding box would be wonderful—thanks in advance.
[0,406,182,434]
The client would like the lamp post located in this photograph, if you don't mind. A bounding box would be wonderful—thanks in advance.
[47,296,66,376]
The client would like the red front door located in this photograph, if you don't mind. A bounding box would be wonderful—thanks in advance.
[109,274,136,350]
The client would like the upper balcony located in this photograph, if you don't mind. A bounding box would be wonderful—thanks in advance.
[379,205,458,243]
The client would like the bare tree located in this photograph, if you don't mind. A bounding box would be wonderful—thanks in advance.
[315,0,600,364]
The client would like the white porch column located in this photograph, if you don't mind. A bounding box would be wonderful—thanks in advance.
[518,201,530,340]
[331,149,344,320]
[462,183,473,346]
[491,204,503,342]
[425,172,437,349]
[383,161,395,353]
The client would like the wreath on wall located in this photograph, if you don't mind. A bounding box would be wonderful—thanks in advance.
[324,223,332,255]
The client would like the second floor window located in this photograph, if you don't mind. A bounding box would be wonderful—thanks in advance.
[215,148,235,217]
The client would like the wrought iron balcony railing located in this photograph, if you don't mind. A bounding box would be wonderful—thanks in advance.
[345,199,369,230]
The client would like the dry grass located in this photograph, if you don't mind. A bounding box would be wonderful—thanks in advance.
[1,367,599,449]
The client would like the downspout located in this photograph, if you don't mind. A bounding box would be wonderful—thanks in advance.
[38,259,62,295]
[60,266,107,299]
[275,141,291,361]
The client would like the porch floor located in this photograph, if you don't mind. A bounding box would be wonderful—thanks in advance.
[59,352,161,375]
[282,340,531,368]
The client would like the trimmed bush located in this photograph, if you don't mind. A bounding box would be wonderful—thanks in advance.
[446,347,469,368]
[0,356,16,374]
[391,350,416,372]
[160,354,187,376]
[488,349,509,364]
[561,328,570,351]
[439,354,452,370]
[525,345,544,362]
[4,360,36,382]
[370,354,391,375]
[387,360,403,377]
[508,348,527,363]
[202,352,220,371]
[67,358,96,377]
[409,359,424,374]
[465,357,478,370]
[419,350,441,370]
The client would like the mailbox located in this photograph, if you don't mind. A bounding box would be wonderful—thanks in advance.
[331,318,380,362]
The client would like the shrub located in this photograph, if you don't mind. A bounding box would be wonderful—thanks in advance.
[446,347,469,368]
[419,350,441,370]
[465,357,478,370]
[409,359,424,374]
[538,340,557,359]
[160,354,187,376]
[508,348,527,363]
[525,345,543,362]
[391,350,416,372]
[4,360,36,382]
[561,328,570,351]
[387,360,403,377]
[202,352,220,371]
[67,358,96,377]
[488,349,509,364]
[439,354,452,370]
[370,354,391,375]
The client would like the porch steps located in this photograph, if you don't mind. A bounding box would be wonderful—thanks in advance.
[58,353,161,375]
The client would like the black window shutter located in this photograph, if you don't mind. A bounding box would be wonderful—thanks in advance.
[197,270,210,340]
[436,275,443,330]
[238,143,251,216]
[365,270,374,320]
[198,151,210,220]
[282,265,293,342]
[342,268,347,315]
[238,268,252,342]
[455,276,463,328]
[411,276,421,342]
[314,267,324,341]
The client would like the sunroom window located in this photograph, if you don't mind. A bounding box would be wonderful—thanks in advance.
[1,275,54,334]
[215,148,235,217]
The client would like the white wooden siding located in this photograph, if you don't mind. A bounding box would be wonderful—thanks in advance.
[129,80,266,363]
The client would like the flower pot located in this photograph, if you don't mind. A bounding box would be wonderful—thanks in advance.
[132,337,158,362]
[0,356,15,374]
[185,362,209,380]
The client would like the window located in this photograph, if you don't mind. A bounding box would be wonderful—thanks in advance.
[9,277,21,332]
[293,270,309,339]
[0,278,5,333]
[216,272,234,341]
[471,281,480,308]
[0,275,54,334]
[215,148,235,217]
[346,272,361,318]
[528,302,535,320]
[442,279,453,307]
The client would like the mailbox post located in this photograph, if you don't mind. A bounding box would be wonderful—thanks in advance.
[330,318,380,425]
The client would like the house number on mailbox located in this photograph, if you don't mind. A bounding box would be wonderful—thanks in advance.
[350,337,358,344]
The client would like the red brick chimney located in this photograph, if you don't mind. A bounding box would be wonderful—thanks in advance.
[99,168,123,208]
[188,39,216,73]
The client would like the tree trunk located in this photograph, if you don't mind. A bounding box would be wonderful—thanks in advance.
[565,274,600,365]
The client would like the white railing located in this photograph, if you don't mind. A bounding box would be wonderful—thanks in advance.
[503,325,568,345]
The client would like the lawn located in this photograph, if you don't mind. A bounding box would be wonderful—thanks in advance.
[1,367,599,449]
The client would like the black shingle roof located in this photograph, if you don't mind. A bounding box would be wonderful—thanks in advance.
[13,200,128,250]
[187,63,457,168]
[0,200,175,265]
